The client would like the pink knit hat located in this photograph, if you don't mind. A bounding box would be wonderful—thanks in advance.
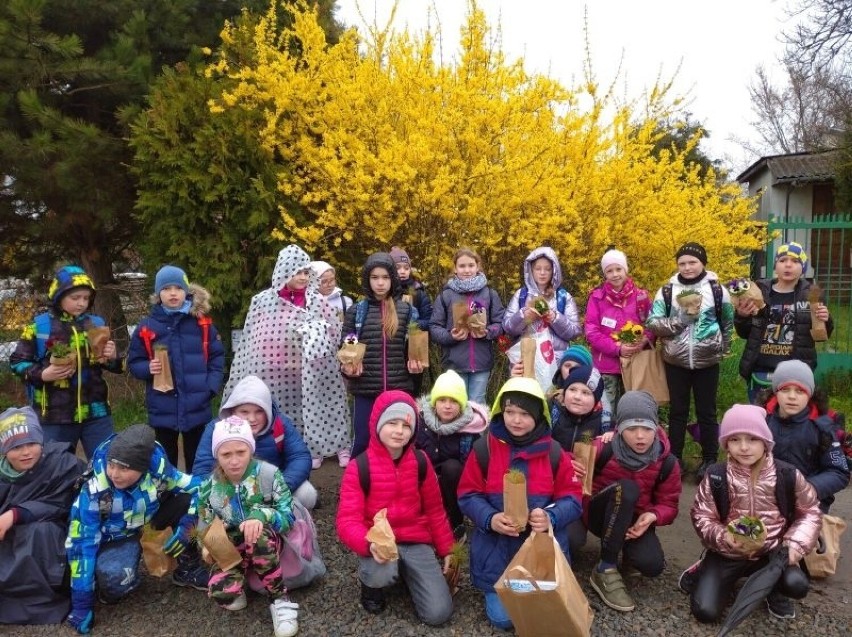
[719,404,774,451]
[212,416,256,456]
[601,249,628,274]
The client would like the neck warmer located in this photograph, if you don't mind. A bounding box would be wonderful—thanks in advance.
[603,277,637,309]
[162,299,192,315]
[0,456,25,480]
[506,418,549,448]
[278,286,306,307]
[420,399,476,436]
[448,272,488,294]
[611,434,662,471]
[677,270,708,286]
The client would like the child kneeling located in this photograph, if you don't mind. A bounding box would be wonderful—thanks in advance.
[684,404,821,623]
[336,391,454,626]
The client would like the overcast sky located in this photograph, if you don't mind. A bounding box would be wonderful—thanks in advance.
[334,0,794,173]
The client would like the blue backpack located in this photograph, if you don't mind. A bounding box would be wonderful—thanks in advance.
[518,287,569,315]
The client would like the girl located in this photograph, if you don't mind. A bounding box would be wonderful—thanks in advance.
[585,249,654,408]
[430,247,505,405]
[197,417,299,637]
[685,404,820,623]
[310,260,353,323]
[226,245,350,470]
[341,252,421,458]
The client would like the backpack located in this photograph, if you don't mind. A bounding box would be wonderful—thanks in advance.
[472,436,562,480]
[707,460,797,527]
[353,299,419,338]
[517,287,569,315]
[662,280,724,330]
[355,448,428,496]
[594,442,677,487]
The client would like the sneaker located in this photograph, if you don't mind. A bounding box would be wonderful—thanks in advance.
[678,559,703,595]
[222,592,247,612]
[311,457,322,470]
[271,596,299,637]
[590,565,635,612]
[338,448,351,468]
[360,583,386,614]
[172,563,210,591]
[766,592,796,619]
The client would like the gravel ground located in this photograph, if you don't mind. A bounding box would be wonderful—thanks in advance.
[6,462,851,637]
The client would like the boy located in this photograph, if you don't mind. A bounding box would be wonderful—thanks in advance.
[65,425,201,634]
[457,377,582,630]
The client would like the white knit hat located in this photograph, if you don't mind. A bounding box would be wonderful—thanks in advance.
[601,249,628,274]
[212,416,256,457]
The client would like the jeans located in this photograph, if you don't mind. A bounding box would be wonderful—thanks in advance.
[351,395,376,458]
[42,415,114,460]
[483,591,513,630]
[458,370,490,406]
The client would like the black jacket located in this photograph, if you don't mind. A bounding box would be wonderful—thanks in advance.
[550,401,604,452]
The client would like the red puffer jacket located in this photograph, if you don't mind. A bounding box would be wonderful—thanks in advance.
[336,390,454,558]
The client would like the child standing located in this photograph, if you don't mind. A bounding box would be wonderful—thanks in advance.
[0,406,84,625]
[415,369,488,541]
[390,246,433,397]
[646,243,734,479]
[196,417,299,637]
[430,247,505,405]
[457,377,582,631]
[10,265,122,459]
[336,391,454,626]
[311,260,353,322]
[227,245,350,469]
[735,242,833,402]
[341,252,421,458]
[128,265,225,471]
[685,404,821,623]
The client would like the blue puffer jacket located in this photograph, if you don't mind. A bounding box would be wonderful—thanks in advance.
[127,285,225,431]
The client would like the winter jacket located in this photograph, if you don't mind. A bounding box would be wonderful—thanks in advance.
[690,454,821,560]
[415,397,489,470]
[400,277,433,332]
[735,278,834,379]
[457,379,583,591]
[430,282,505,373]
[585,281,655,374]
[66,436,201,598]
[584,428,681,527]
[503,247,581,356]
[323,287,354,319]
[127,284,225,431]
[336,391,454,558]
[0,442,84,624]
[550,403,604,452]
[646,272,733,370]
[766,397,850,507]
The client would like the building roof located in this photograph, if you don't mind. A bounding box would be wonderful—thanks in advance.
[736,150,839,185]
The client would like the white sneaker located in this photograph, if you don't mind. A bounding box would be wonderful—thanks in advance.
[222,592,247,611]
[271,596,299,637]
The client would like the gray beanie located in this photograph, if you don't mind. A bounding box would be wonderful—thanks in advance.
[108,424,156,473]
[771,360,815,396]
[616,391,659,433]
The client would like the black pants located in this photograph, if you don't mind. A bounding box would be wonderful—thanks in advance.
[436,459,464,529]
[664,362,720,463]
[154,425,204,472]
[691,550,809,623]
[586,479,665,576]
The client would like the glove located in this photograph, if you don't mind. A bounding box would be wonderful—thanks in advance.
[67,591,95,634]
[163,520,193,558]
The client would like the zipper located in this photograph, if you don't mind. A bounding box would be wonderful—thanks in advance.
[467,293,476,372]
[72,325,83,423]
[381,301,388,391]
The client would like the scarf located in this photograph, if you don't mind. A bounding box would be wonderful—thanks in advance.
[506,418,549,448]
[603,278,637,309]
[420,399,477,436]
[278,286,306,307]
[611,434,662,471]
[0,456,25,480]
[677,270,707,286]
[162,299,192,315]
[447,272,488,294]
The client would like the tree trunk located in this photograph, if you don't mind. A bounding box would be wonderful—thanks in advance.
[79,250,130,353]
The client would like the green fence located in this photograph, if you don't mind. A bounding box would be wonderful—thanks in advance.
[762,213,852,376]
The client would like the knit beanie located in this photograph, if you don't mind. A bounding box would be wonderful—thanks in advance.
[616,390,659,433]
[0,407,43,454]
[48,265,96,307]
[563,365,604,404]
[775,242,808,270]
[601,249,629,274]
[553,345,594,387]
[771,359,815,396]
[220,375,273,435]
[375,400,417,437]
[154,265,190,295]
[719,404,774,452]
[501,391,544,423]
[430,369,468,410]
[108,424,156,473]
[675,242,708,265]
[212,416,256,457]
[389,246,411,265]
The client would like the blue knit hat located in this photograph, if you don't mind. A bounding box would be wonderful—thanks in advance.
[48,265,96,307]
[775,242,808,270]
[154,265,190,295]
[563,365,604,404]
[552,345,594,387]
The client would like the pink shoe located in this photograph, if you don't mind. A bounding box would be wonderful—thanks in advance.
[338,449,351,468]
[311,457,322,470]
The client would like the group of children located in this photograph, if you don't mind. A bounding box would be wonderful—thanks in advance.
[1,240,848,634]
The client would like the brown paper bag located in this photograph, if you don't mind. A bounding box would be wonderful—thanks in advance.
[520,336,536,380]
[620,347,669,405]
[676,290,703,316]
[452,301,470,330]
[152,346,174,392]
[141,526,177,577]
[336,342,366,366]
[365,508,398,561]
[571,442,596,497]
[503,470,528,531]
[495,530,594,637]
[468,311,487,336]
[49,351,77,368]
[201,517,243,572]
[407,329,430,367]
[808,284,828,341]
[803,514,847,578]
[87,326,111,361]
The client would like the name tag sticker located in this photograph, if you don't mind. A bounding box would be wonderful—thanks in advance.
[601,317,617,328]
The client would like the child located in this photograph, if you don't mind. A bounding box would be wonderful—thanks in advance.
[735,242,833,402]
[646,242,733,479]
[547,345,613,430]
[65,425,201,634]
[685,404,821,623]
[193,375,317,510]
[457,377,582,631]
[9,265,122,459]
[584,391,681,613]
[227,245,350,469]
[341,252,421,458]
[128,265,225,471]
[390,246,433,396]
[430,247,505,405]
[415,369,488,540]
[0,406,84,625]
[196,417,299,637]
[763,360,849,513]
[311,260,353,322]
[336,391,454,626]
[585,249,654,408]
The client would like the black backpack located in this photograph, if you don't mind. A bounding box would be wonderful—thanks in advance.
[472,436,562,479]
[355,448,428,496]
[706,460,798,526]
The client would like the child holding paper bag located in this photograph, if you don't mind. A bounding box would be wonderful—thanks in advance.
[336,391,454,626]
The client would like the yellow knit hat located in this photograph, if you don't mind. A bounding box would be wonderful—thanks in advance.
[429,369,468,410]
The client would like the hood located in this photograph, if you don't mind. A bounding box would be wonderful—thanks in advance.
[361,252,402,300]
[150,282,212,317]
[220,375,273,436]
[368,390,418,448]
[48,265,96,310]
[271,244,316,292]
[522,246,563,295]
[310,260,334,279]
[490,376,551,426]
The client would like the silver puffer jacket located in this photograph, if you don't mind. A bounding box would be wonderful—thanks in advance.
[691,454,821,560]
